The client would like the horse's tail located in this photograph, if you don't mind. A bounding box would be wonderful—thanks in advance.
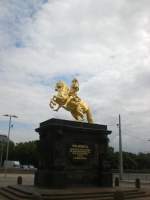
[86,108,94,123]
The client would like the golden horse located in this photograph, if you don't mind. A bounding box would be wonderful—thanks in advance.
[49,80,93,123]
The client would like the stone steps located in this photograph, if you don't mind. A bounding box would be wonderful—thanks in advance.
[0,186,150,200]
[42,193,113,200]
[0,186,32,200]
[0,189,28,200]
[8,186,32,196]
[41,190,149,200]
[125,191,149,199]
[41,190,136,199]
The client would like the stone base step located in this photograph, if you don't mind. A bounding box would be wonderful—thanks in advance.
[0,186,150,200]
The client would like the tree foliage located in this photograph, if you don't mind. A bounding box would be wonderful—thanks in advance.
[107,147,150,171]
[0,140,39,167]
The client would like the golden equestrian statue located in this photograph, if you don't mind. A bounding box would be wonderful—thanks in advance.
[49,79,94,123]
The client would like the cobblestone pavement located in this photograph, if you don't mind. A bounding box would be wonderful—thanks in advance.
[0,173,34,187]
[0,173,150,188]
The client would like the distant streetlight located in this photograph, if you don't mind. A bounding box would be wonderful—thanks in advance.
[0,130,5,167]
[0,138,5,167]
[117,114,123,180]
[3,114,18,177]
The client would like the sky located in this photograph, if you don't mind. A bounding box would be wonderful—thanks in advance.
[0,0,150,153]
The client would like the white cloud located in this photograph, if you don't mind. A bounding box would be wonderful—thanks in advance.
[0,0,150,152]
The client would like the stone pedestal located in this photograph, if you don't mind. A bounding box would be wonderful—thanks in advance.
[34,118,112,187]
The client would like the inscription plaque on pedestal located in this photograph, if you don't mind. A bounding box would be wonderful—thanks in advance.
[69,144,92,161]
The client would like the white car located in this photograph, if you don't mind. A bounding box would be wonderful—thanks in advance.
[4,160,20,168]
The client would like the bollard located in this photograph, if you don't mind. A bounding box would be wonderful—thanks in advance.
[114,191,124,200]
[114,177,119,187]
[135,178,141,189]
[17,176,22,185]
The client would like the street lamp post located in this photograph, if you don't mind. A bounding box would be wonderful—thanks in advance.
[119,114,123,180]
[117,114,123,180]
[0,140,4,167]
[0,130,3,167]
[3,114,18,177]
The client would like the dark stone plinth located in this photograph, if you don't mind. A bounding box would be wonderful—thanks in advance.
[34,118,112,187]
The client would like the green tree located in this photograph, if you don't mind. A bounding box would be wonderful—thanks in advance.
[13,141,39,167]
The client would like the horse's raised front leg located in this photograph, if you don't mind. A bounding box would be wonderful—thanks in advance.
[53,105,61,111]
[49,96,60,111]
[49,99,56,109]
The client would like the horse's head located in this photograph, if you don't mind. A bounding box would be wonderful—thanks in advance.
[55,81,69,97]
[50,81,69,110]
[55,81,66,92]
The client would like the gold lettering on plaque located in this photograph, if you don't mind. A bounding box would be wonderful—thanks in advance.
[70,144,91,160]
